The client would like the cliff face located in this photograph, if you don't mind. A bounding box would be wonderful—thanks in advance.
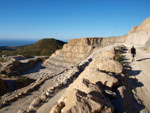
[126,17,150,47]
[129,18,150,34]
[49,45,123,113]
[44,37,126,72]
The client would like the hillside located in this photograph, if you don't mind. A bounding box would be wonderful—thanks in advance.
[0,38,65,56]
[126,17,150,48]
[1,18,150,113]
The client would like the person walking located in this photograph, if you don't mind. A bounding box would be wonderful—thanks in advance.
[130,46,136,62]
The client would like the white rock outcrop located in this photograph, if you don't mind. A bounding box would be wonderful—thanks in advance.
[126,17,150,48]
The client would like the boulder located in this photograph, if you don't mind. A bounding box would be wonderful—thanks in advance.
[97,59,123,74]
[50,78,114,113]
[50,102,65,113]
[81,69,119,88]
[61,89,114,113]
[40,93,47,101]
[101,50,115,59]
[28,98,41,111]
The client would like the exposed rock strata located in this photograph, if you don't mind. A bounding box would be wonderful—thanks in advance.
[0,57,48,76]
[0,72,54,107]
[44,37,125,72]
[126,17,150,48]
[14,44,123,113]
[50,47,123,113]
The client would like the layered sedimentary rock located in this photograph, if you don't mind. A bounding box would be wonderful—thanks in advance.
[126,17,150,47]
[128,18,150,34]
[50,48,123,113]
[44,37,125,72]
[0,57,47,76]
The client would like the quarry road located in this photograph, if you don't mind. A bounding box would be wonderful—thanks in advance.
[125,47,150,113]
[0,67,57,113]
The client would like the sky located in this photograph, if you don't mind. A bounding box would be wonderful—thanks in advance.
[0,0,150,41]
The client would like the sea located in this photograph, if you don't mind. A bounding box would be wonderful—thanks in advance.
[0,40,36,47]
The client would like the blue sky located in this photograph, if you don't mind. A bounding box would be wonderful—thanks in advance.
[0,0,150,41]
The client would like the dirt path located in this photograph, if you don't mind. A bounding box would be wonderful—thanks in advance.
[125,47,150,113]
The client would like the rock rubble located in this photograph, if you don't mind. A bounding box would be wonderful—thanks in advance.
[49,44,123,113]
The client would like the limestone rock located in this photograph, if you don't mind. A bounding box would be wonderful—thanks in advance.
[40,93,47,101]
[50,102,65,113]
[44,37,125,72]
[129,17,150,34]
[83,69,119,88]
[97,59,123,74]
[28,98,41,111]
[101,50,115,59]
[61,89,114,113]
[0,58,43,76]
[126,17,150,47]
[49,42,125,113]
[17,109,28,113]
[126,31,150,47]
[118,86,126,98]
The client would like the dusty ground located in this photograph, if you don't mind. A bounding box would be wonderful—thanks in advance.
[124,47,150,113]
[1,46,150,113]
[0,64,56,113]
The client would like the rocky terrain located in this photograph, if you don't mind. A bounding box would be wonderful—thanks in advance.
[126,17,150,48]
[44,37,125,72]
[0,17,150,113]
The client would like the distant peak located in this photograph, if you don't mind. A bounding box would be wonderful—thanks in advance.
[128,17,150,34]
[141,17,150,25]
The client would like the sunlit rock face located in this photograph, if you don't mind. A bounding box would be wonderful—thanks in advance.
[44,37,125,73]
[50,49,123,113]
[126,17,150,48]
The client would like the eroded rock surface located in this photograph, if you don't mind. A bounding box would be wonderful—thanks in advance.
[50,48,123,113]
[126,17,150,48]
[44,37,125,73]
[0,57,47,76]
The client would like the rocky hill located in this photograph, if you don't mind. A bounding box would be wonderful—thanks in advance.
[44,37,126,72]
[126,17,150,48]
[0,38,65,56]
[0,18,150,113]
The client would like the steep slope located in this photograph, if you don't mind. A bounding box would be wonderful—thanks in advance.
[126,17,150,47]
[49,48,122,113]
[129,18,150,34]
[44,37,126,72]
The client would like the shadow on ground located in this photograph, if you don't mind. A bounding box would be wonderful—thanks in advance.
[22,63,46,75]
[112,48,145,113]
[137,58,150,62]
